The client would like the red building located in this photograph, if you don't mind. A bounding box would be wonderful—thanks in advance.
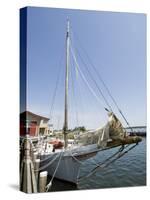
[20,111,49,136]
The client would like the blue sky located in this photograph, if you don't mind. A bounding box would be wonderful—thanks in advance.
[26,7,146,129]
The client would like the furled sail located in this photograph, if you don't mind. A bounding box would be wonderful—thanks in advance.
[76,112,127,148]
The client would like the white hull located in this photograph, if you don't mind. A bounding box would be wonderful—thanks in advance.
[40,144,99,184]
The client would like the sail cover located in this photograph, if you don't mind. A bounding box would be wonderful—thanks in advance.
[76,112,127,148]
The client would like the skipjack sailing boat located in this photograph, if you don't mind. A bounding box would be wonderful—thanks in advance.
[37,20,142,189]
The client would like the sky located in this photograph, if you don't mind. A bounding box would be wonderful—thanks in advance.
[25,7,146,129]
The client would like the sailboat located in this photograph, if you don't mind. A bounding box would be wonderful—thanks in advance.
[38,20,142,188]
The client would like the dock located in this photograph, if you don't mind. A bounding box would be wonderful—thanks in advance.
[125,126,146,137]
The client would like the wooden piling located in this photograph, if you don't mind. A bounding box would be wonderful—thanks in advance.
[20,135,37,193]
[34,159,40,182]
[33,152,38,164]
[39,171,48,193]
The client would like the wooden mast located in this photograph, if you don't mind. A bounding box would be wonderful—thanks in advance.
[63,19,70,149]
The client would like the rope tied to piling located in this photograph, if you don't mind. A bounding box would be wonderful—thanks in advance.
[45,151,64,192]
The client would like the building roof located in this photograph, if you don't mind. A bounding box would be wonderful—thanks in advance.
[20,111,50,120]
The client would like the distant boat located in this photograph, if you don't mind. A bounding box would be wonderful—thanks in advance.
[38,20,142,186]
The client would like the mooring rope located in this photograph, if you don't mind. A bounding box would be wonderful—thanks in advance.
[45,151,64,191]
[39,153,57,163]
[35,152,61,172]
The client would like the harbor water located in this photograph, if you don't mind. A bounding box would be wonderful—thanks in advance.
[49,138,146,192]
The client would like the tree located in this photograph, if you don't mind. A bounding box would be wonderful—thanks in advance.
[73,126,86,132]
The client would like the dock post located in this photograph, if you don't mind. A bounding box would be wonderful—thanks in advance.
[20,135,37,193]
[39,171,48,192]
[34,159,40,182]
[33,152,38,163]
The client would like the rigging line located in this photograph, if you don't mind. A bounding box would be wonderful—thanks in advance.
[69,35,87,126]
[70,45,106,109]
[70,57,79,127]
[76,75,86,126]
[93,145,125,169]
[70,27,133,130]
[70,40,112,112]
[71,51,87,127]
[49,45,65,121]
[78,143,137,181]
[56,115,61,130]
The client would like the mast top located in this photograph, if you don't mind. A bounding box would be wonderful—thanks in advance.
[67,19,70,35]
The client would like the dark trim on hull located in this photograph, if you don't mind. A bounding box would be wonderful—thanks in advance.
[75,151,97,160]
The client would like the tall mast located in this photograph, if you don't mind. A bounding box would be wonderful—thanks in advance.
[63,19,70,149]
